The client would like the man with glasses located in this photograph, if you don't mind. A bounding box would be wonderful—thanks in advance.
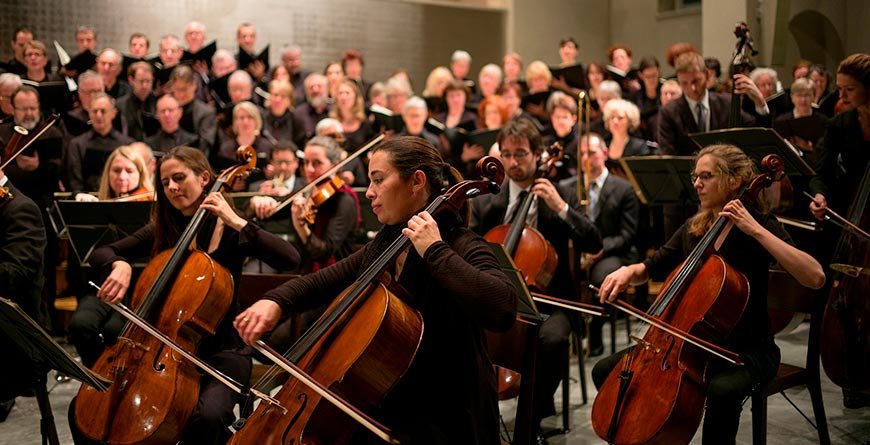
[145,94,200,153]
[64,69,127,137]
[116,61,156,141]
[470,119,601,444]
[96,49,130,99]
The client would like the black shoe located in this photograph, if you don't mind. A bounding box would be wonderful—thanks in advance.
[843,390,870,409]
[0,398,15,423]
[589,344,605,357]
[535,429,549,445]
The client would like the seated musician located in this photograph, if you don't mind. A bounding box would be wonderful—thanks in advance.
[249,136,361,349]
[594,144,825,445]
[0,166,48,422]
[561,133,639,356]
[236,136,517,444]
[73,145,154,202]
[469,119,601,442]
[68,146,300,445]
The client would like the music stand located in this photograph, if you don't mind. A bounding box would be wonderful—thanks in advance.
[488,242,543,320]
[53,201,153,266]
[0,297,110,445]
[618,155,698,206]
[689,127,816,176]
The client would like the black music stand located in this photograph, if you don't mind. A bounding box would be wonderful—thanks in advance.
[488,242,543,320]
[53,201,153,266]
[0,298,110,445]
[618,155,699,206]
[689,127,816,176]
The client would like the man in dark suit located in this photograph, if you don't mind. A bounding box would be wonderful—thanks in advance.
[470,119,601,442]
[66,92,133,194]
[561,133,639,355]
[171,65,217,157]
[145,94,200,153]
[115,61,156,142]
[0,168,47,421]
[658,51,768,156]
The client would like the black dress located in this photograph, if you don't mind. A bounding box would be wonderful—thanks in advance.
[262,216,517,445]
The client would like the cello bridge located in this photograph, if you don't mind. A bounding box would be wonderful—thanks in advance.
[117,336,150,352]
[630,335,660,353]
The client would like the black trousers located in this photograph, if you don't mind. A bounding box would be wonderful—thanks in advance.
[586,255,630,349]
[69,349,251,445]
[532,309,572,425]
[67,294,126,368]
[591,343,780,445]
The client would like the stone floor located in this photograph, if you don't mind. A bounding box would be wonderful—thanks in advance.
[0,320,868,444]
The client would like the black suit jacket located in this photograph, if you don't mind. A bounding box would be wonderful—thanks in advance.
[567,174,639,262]
[658,92,756,156]
[180,99,217,157]
[0,180,47,324]
[470,180,601,299]
[145,127,201,153]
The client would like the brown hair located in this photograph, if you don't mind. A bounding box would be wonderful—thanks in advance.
[687,144,757,236]
[371,136,461,202]
[152,146,216,252]
[477,94,509,128]
[666,42,699,67]
[837,53,870,88]
[607,44,632,62]
[497,118,543,156]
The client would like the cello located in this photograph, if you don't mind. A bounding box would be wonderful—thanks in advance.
[73,146,258,445]
[590,154,785,445]
[819,164,870,405]
[227,157,506,445]
[483,142,563,292]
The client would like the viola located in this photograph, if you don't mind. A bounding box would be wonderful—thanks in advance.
[591,154,785,445]
[227,156,505,445]
[300,174,347,225]
[73,146,258,445]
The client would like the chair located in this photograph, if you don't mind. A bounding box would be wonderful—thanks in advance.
[750,268,830,445]
[487,315,542,445]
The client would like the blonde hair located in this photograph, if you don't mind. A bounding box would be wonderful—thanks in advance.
[687,144,757,236]
[525,61,552,84]
[603,99,641,132]
[97,145,153,200]
[232,101,263,135]
[267,79,294,108]
[328,79,366,123]
[422,66,452,97]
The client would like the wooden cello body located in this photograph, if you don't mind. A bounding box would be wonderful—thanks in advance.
[73,146,256,444]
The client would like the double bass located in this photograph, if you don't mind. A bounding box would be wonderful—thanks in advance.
[73,146,258,444]
[591,155,785,445]
[819,164,870,405]
[227,157,505,444]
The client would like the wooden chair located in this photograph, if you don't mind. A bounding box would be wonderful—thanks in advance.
[750,268,830,445]
[487,315,542,445]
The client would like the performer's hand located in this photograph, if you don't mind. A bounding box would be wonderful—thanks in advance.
[16,152,39,171]
[75,193,98,202]
[235,300,282,345]
[599,266,634,304]
[98,261,132,304]
[809,193,827,220]
[250,195,278,219]
[403,211,442,257]
[201,192,247,231]
[720,199,763,238]
[532,178,568,213]
[461,144,485,163]
[733,74,765,107]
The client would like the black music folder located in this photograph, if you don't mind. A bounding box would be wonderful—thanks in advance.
[689,127,815,176]
[64,50,97,75]
[618,155,698,206]
[239,45,270,72]
[21,79,71,115]
[53,201,153,266]
[0,297,111,391]
[182,40,217,67]
[549,63,587,90]
[772,115,826,144]
[488,242,542,320]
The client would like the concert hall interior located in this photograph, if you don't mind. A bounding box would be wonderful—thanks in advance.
[0,1,868,444]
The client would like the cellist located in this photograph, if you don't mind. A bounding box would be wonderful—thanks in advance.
[69,146,301,445]
[469,119,601,442]
[595,144,825,444]
[236,136,518,444]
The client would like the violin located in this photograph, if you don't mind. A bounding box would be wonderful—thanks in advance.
[591,154,785,445]
[73,146,259,445]
[483,142,563,291]
[300,174,347,225]
[110,186,156,202]
[228,156,505,445]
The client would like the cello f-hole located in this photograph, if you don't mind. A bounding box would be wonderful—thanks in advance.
[661,337,675,371]
[280,393,308,445]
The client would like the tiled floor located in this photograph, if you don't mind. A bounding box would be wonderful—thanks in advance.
[0,321,868,444]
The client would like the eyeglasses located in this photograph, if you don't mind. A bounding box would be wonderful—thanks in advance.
[500,150,532,160]
[690,172,718,183]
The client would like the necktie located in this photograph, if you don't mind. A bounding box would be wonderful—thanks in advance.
[589,182,600,221]
[697,102,707,132]
[507,190,529,224]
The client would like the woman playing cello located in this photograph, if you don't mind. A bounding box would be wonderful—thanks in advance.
[69,146,300,445]
[236,136,518,444]
[594,144,825,444]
